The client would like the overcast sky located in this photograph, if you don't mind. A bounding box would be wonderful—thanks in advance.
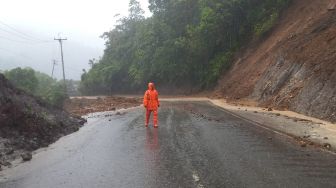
[0,0,150,80]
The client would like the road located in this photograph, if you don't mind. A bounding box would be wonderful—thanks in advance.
[1,101,336,188]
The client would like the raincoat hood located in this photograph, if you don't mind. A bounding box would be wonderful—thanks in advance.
[148,82,155,90]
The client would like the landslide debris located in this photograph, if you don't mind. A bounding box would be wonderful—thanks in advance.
[64,96,142,116]
[0,74,86,166]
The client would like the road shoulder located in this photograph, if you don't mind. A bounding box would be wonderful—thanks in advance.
[211,99,336,153]
[161,98,336,153]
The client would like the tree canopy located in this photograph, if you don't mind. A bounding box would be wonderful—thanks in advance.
[80,0,291,95]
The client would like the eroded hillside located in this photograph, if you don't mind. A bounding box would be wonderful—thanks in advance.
[215,0,336,122]
[0,74,85,166]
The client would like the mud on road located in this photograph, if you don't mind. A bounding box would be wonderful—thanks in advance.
[64,96,142,116]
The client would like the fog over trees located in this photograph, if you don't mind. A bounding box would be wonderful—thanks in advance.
[80,0,291,94]
[0,0,150,80]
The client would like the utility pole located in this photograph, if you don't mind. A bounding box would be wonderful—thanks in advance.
[51,59,57,78]
[54,37,67,92]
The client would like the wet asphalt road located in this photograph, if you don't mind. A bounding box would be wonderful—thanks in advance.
[1,101,336,188]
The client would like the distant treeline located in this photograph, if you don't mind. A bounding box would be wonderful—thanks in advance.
[80,0,291,95]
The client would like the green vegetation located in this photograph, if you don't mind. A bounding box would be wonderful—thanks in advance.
[4,67,68,107]
[79,0,291,94]
[4,67,38,93]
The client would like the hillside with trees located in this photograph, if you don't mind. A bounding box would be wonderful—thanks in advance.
[80,0,291,95]
[3,67,74,107]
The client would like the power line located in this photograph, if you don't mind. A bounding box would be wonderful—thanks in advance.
[0,26,47,43]
[0,20,51,43]
[0,35,51,45]
[0,35,33,44]
[0,27,38,42]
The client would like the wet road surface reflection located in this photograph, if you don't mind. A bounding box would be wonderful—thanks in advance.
[1,102,336,188]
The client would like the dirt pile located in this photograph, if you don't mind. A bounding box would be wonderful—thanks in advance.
[215,0,336,123]
[0,74,86,166]
[64,96,142,116]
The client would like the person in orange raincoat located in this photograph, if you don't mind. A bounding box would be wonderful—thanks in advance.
[143,82,160,128]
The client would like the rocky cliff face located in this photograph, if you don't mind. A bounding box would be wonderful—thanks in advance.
[215,0,336,122]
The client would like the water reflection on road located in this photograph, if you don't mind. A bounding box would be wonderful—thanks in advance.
[1,102,336,188]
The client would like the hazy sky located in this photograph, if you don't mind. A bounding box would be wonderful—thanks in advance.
[0,0,150,80]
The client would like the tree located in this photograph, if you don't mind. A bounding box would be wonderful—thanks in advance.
[129,0,145,21]
[4,67,39,94]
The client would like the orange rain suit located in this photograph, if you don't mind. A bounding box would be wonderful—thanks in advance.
[143,83,160,127]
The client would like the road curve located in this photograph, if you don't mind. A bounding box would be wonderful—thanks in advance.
[1,101,336,188]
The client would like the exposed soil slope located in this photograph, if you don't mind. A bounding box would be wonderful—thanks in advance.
[0,74,85,167]
[215,0,336,123]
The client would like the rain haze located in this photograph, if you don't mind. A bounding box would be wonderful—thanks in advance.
[0,0,150,80]
[1,1,336,187]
